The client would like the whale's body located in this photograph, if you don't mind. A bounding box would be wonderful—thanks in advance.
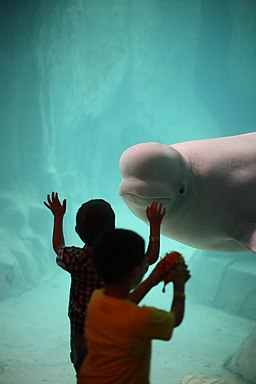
[119,133,256,253]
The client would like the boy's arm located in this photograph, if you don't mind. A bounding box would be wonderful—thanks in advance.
[129,261,164,304]
[170,264,191,327]
[145,202,166,265]
[130,258,191,328]
[44,192,67,254]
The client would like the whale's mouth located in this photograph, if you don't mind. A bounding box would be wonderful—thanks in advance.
[119,178,171,200]
[121,192,172,209]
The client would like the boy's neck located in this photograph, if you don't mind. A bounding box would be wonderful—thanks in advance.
[104,279,132,300]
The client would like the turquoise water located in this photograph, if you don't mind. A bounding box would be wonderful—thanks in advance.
[0,1,255,383]
[1,0,255,293]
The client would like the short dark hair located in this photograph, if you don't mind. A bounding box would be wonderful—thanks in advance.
[75,199,115,245]
[92,228,145,283]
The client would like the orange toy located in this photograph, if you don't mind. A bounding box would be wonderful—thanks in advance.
[159,251,184,292]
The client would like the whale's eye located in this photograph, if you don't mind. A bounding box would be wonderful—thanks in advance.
[178,182,186,195]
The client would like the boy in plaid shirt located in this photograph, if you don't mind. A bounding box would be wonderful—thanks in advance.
[44,192,165,375]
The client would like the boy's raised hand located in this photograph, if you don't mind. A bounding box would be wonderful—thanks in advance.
[44,192,67,218]
[146,201,166,226]
[145,202,166,266]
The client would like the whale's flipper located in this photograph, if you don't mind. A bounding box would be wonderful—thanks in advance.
[236,223,256,253]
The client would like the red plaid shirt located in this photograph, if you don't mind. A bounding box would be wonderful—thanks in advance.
[57,246,104,334]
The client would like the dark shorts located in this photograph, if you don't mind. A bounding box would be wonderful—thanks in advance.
[70,328,88,375]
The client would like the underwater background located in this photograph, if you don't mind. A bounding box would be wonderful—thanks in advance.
[0,1,256,383]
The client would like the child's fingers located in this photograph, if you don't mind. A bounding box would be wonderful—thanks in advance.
[150,201,164,214]
[45,192,63,207]
[150,201,157,210]
[47,193,52,204]
[161,207,166,217]
[51,191,59,202]
[156,202,163,212]
[147,201,166,220]
[63,198,67,211]
[156,203,166,216]
[43,201,51,209]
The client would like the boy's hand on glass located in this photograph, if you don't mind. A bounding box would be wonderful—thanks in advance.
[44,192,67,218]
[146,201,166,226]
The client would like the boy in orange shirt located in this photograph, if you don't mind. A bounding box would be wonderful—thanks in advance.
[78,228,190,384]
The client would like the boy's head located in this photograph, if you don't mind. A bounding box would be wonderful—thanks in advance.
[92,228,146,284]
[75,199,115,246]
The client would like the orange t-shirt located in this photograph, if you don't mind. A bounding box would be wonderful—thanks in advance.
[78,289,175,384]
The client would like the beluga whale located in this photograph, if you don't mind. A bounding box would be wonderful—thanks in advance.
[119,132,256,253]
